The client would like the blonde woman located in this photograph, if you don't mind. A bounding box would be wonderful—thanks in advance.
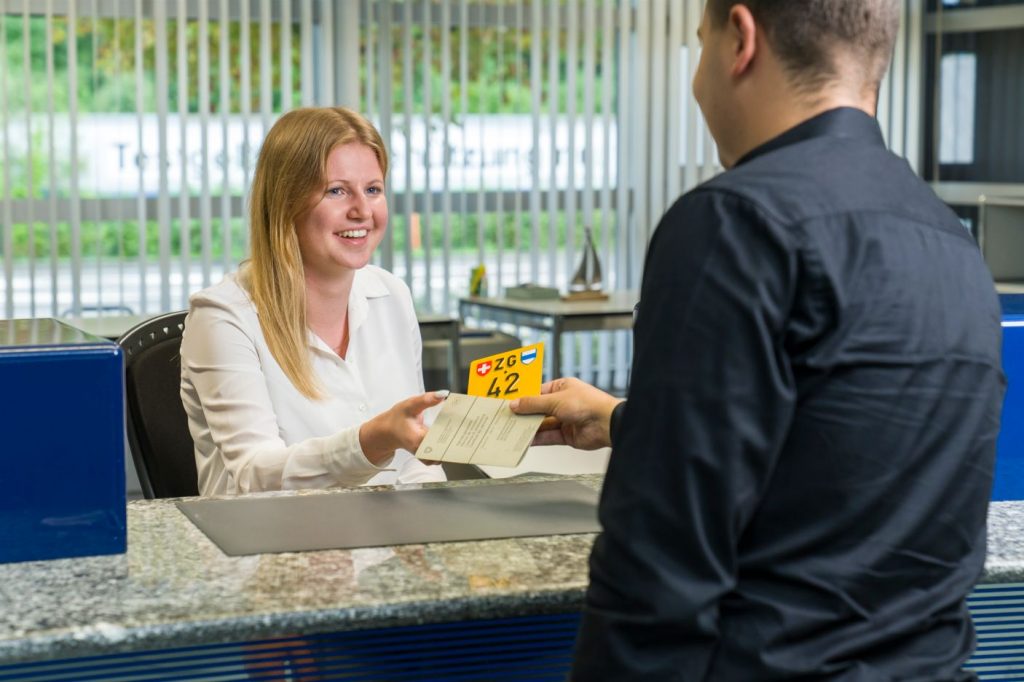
[180,107,446,496]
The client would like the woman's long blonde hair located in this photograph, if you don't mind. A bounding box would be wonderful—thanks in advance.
[244,107,389,399]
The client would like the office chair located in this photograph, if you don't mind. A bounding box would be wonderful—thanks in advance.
[117,310,199,499]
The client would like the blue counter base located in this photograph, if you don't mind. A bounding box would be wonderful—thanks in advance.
[3,589,1023,681]
[968,582,1024,680]
[0,613,580,681]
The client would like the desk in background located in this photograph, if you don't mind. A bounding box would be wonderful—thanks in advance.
[62,312,464,393]
[415,313,462,392]
[59,313,152,340]
[459,291,638,380]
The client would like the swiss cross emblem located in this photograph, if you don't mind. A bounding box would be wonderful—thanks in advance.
[475,361,492,377]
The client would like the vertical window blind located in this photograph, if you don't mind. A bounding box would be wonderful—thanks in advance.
[0,0,923,387]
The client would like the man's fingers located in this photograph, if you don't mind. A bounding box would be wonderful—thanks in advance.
[532,429,567,446]
[510,393,557,416]
[539,378,570,395]
[536,416,561,432]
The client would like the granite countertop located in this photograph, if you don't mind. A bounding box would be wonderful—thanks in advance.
[0,475,599,665]
[2,475,1023,665]
[979,501,1024,582]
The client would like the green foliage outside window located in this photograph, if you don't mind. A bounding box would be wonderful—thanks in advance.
[1,10,617,261]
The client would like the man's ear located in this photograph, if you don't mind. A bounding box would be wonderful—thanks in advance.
[728,4,758,77]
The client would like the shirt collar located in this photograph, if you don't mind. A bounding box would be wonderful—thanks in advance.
[734,107,885,168]
[307,267,392,352]
[347,266,391,335]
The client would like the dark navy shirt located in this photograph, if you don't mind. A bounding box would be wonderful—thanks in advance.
[574,108,1006,681]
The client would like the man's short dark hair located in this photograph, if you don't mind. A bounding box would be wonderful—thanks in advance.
[706,0,900,94]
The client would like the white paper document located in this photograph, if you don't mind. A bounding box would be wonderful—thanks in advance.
[414,393,545,468]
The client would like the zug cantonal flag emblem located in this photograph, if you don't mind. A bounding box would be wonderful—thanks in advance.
[521,348,538,365]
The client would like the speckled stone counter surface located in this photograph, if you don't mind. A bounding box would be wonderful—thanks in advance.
[0,475,598,665]
[979,500,1024,582]
[2,476,1024,667]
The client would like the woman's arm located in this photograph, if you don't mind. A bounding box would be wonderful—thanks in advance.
[181,299,388,493]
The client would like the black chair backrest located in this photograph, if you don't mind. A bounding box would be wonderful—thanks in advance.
[117,311,198,499]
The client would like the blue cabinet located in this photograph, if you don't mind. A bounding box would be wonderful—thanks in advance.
[994,295,1024,501]
[0,319,126,563]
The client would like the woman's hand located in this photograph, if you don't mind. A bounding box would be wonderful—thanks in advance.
[358,390,449,465]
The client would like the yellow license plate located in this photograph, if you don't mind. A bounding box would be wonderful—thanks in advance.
[466,342,544,399]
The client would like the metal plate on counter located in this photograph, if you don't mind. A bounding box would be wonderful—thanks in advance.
[177,479,600,556]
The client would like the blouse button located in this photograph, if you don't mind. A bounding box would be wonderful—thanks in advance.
[359,403,367,412]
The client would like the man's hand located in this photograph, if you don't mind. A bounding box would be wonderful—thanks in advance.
[510,377,623,450]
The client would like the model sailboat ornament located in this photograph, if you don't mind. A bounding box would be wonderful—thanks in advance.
[564,227,609,301]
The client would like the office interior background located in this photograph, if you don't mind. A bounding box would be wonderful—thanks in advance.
[1,0,1022,390]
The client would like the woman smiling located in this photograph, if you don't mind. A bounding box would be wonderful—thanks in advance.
[180,107,447,496]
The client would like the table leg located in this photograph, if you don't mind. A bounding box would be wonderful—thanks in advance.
[450,320,462,392]
[551,318,563,379]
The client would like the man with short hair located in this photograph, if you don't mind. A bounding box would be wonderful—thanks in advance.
[511,1,1005,679]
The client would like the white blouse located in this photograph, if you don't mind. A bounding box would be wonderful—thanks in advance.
[180,265,446,496]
